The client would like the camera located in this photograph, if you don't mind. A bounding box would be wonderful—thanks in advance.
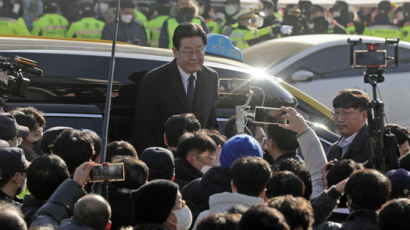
[0,56,42,98]
[254,106,287,124]
[89,163,125,182]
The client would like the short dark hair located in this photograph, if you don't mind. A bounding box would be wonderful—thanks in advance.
[332,89,370,110]
[267,195,314,230]
[326,159,364,187]
[267,171,305,198]
[164,113,201,148]
[223,116,262,139]
[231,157,272,197]
[386,124,410,146]
[82,130,102,158]
[111,155,148,189]
[378,198,410,230]
[267,124,298,152]
[27,155,69,201]
[177,131,217,158]
[73,194,111,230]
[106,140,138,162]
[238,205,290,230]
[202,129,227,147]
[275,159,312,199]
[10,107,46,131]
[172,23,207,50]
[345,169,391,210]
[120,0,135,9]
[52,129,94,175]
[0,202,27,230]
[197,212,242,230]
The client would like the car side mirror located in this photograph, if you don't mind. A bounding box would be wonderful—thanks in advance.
[290,70,314,82]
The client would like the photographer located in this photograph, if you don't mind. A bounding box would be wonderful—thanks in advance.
[31,161,112,230]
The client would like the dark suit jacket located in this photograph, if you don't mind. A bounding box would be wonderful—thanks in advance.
[134,59,218,153]
[327,125,370,164]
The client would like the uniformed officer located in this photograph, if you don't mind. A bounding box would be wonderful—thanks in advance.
[147,0,171,47]
[363,1,400,39]
[66,2,105,40]
[221,0,241,36]
[135,3,151,45]
[0,0,30,36]
[227,10,261,50]
[399,3,410,42]
[31,0,69,37]
[158,0,208,48]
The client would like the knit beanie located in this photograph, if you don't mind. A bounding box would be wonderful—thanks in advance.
[140,147,175,181]
[134,179,179,224]
[219,134,263,168]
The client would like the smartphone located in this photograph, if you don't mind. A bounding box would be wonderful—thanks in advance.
[89,163,125,183]
[254,106,287,124]
[353,50,387,68]
[218,78,251,95]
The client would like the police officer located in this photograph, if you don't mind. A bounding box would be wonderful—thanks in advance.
[147,0,171,47]
[363,1,400,39]
[0,0,31,36]
[282,4,308,35]
[31,0,69,37]
[158,0,208,49]
[66,2,105,40]
[261,0,280,28]
[310,4,328,34]
[399,3,410,42]
[135,3,151,45]
[102,0,147,46]
[227,10,258,50]
[221,0,241,36]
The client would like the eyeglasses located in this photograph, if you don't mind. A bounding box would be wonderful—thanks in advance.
[181,49,205,58]
[332,109,364,120]
[196,154,216,164]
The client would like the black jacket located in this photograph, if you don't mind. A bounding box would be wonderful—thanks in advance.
[134,59,219,153]
[0,190,22,206]
[22,194,46,226]
[108,188,137,230]
[174,157,202,189]
[327,125,370,164]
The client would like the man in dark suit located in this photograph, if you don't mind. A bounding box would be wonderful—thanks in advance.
[134,23,218,154]
[327,89,371,164]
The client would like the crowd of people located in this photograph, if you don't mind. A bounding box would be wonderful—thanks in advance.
[0,89,410,230]
[0,0,409,50]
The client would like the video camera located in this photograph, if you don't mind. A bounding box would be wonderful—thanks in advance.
[0,55,43,98]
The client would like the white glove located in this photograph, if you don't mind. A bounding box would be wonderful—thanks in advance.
[280,25,293,35]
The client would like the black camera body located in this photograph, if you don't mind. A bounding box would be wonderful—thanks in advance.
[0,56,42,98]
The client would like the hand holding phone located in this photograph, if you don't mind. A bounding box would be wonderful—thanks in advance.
[89,163,125,183]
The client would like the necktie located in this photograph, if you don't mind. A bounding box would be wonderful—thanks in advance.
[187,75,195,110]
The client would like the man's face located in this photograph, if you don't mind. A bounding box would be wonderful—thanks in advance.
[333,107,367,137]
[173,36,205,74]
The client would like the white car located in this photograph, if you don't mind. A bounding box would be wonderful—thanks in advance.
[243,34,410,127]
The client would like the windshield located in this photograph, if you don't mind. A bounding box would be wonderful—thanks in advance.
[243,42,313,69]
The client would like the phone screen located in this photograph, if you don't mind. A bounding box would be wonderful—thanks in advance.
[353,50,387,67]
[89,163,125,182]
[254,107,287,124]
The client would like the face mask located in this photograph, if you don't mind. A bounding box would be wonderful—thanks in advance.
[225,4,237,16]
[121,14,134,23]
[199,6,205,15]
[171,206,192,230]
[13,3,21,14]
[333,11,341,18]
[95,3,109,14]
[200,165,211,174]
